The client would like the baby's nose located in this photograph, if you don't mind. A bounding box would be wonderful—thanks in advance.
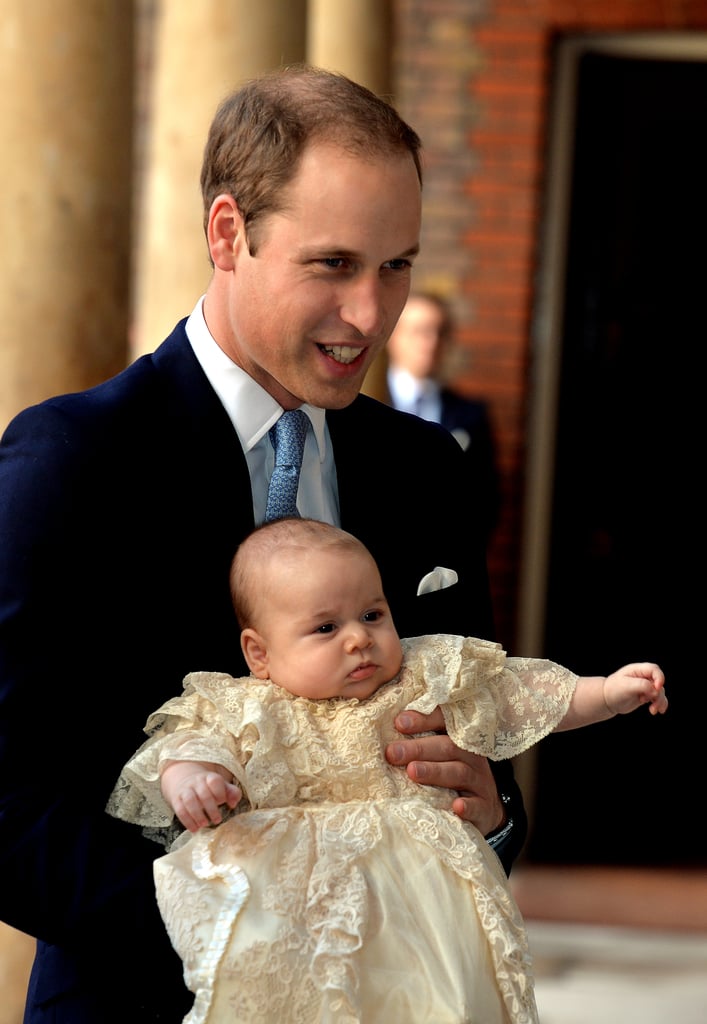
[345,624,372,651]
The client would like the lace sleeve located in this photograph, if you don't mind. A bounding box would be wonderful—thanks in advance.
[105,672,248,834]
[402,634,578,759]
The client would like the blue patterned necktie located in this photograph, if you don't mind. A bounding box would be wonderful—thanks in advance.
[264,409,309,522]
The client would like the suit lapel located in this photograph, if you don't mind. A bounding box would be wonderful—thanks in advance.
[152,322,255,533]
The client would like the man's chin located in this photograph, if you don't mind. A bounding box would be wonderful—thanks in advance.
[311,381,364,410]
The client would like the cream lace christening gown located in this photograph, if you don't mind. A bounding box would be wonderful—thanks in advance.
[107,634,577,1024]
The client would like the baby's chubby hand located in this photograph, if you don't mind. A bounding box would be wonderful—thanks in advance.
[603,662,668,717]
[161,760,242,833]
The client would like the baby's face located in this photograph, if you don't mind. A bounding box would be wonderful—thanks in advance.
[250,546,403,700]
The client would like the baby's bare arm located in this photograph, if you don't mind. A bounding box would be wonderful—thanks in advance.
[160,759,242,833]
[557,662,667,731]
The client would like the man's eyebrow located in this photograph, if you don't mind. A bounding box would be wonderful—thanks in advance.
[296,243,420,261]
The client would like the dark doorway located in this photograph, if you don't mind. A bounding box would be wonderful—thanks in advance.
[525,42,706,866]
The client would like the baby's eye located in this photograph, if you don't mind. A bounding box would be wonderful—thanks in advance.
[316,623,336,634]
[362,610,382,624]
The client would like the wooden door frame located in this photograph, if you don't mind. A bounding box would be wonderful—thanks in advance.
[513,31,707,819]
[517,30,707,658]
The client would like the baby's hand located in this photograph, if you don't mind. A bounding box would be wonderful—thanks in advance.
[604,662,668,717]
[161,761,242,832]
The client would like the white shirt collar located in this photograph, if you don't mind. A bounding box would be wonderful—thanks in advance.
[185,296,328,461]
[387,366,440,413]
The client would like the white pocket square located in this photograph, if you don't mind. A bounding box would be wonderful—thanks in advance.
[416,566,459,596]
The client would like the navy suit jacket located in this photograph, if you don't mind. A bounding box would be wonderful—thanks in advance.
[0,321,525,1023]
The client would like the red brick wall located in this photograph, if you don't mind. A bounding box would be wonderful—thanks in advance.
[393,0,707,649]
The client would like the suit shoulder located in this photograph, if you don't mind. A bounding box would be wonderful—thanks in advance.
[328,395,463,476]
[8,321,195,428]
[334,393,458,441]
[0,322,203,472]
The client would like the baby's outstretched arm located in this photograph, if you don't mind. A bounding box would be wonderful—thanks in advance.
[557,662,667,732]
[160,759,242,832]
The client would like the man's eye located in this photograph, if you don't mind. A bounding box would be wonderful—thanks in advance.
[384,258,412,271]
[321,257,347,269]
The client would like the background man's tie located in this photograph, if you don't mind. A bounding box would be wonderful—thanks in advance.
[265,409,309,521]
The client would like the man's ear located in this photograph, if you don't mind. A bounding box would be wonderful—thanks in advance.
[207,193,245,270]
[241,628,270,678]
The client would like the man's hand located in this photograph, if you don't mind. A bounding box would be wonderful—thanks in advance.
[385,707,505,836]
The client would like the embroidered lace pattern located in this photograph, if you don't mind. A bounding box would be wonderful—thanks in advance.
[107,634,578,1024]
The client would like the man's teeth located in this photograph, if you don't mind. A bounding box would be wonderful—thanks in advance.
[321,345,360,364]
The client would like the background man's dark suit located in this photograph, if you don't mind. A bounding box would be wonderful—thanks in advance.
[437,387,501,544]
[0,321,525,1023]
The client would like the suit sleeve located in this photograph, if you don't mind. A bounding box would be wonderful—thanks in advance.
[0,401,187,1006]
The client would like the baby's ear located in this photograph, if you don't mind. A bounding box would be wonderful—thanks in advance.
[241,628,269,678]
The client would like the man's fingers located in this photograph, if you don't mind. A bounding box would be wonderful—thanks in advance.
[395,708,445,734]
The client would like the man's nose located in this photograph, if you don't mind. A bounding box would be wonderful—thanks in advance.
[339,276,386,337]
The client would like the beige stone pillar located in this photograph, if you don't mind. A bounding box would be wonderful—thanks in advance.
[0,1,134,433]
[307,0,394,401]
[307,0,392,94]
[0,6,133,1004]
[131,0,306,357]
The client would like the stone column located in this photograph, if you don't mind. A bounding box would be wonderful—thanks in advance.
[131,0,306,357]
[307,0,394,401]
[0,7,133,1010]
[307,0,392,94]
[0,0,134,432]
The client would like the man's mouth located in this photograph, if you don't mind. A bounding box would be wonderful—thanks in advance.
[319,344,363,365]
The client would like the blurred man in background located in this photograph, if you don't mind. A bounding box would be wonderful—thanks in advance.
[386,290,501,543]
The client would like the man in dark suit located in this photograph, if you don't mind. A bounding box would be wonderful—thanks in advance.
[386,290,501,544]
[0,66,525,1023]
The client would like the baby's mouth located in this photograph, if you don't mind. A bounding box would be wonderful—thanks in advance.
[350,661,377,680]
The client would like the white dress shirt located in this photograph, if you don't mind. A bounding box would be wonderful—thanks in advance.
[185,297,340,525]
[387,366,443,425]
